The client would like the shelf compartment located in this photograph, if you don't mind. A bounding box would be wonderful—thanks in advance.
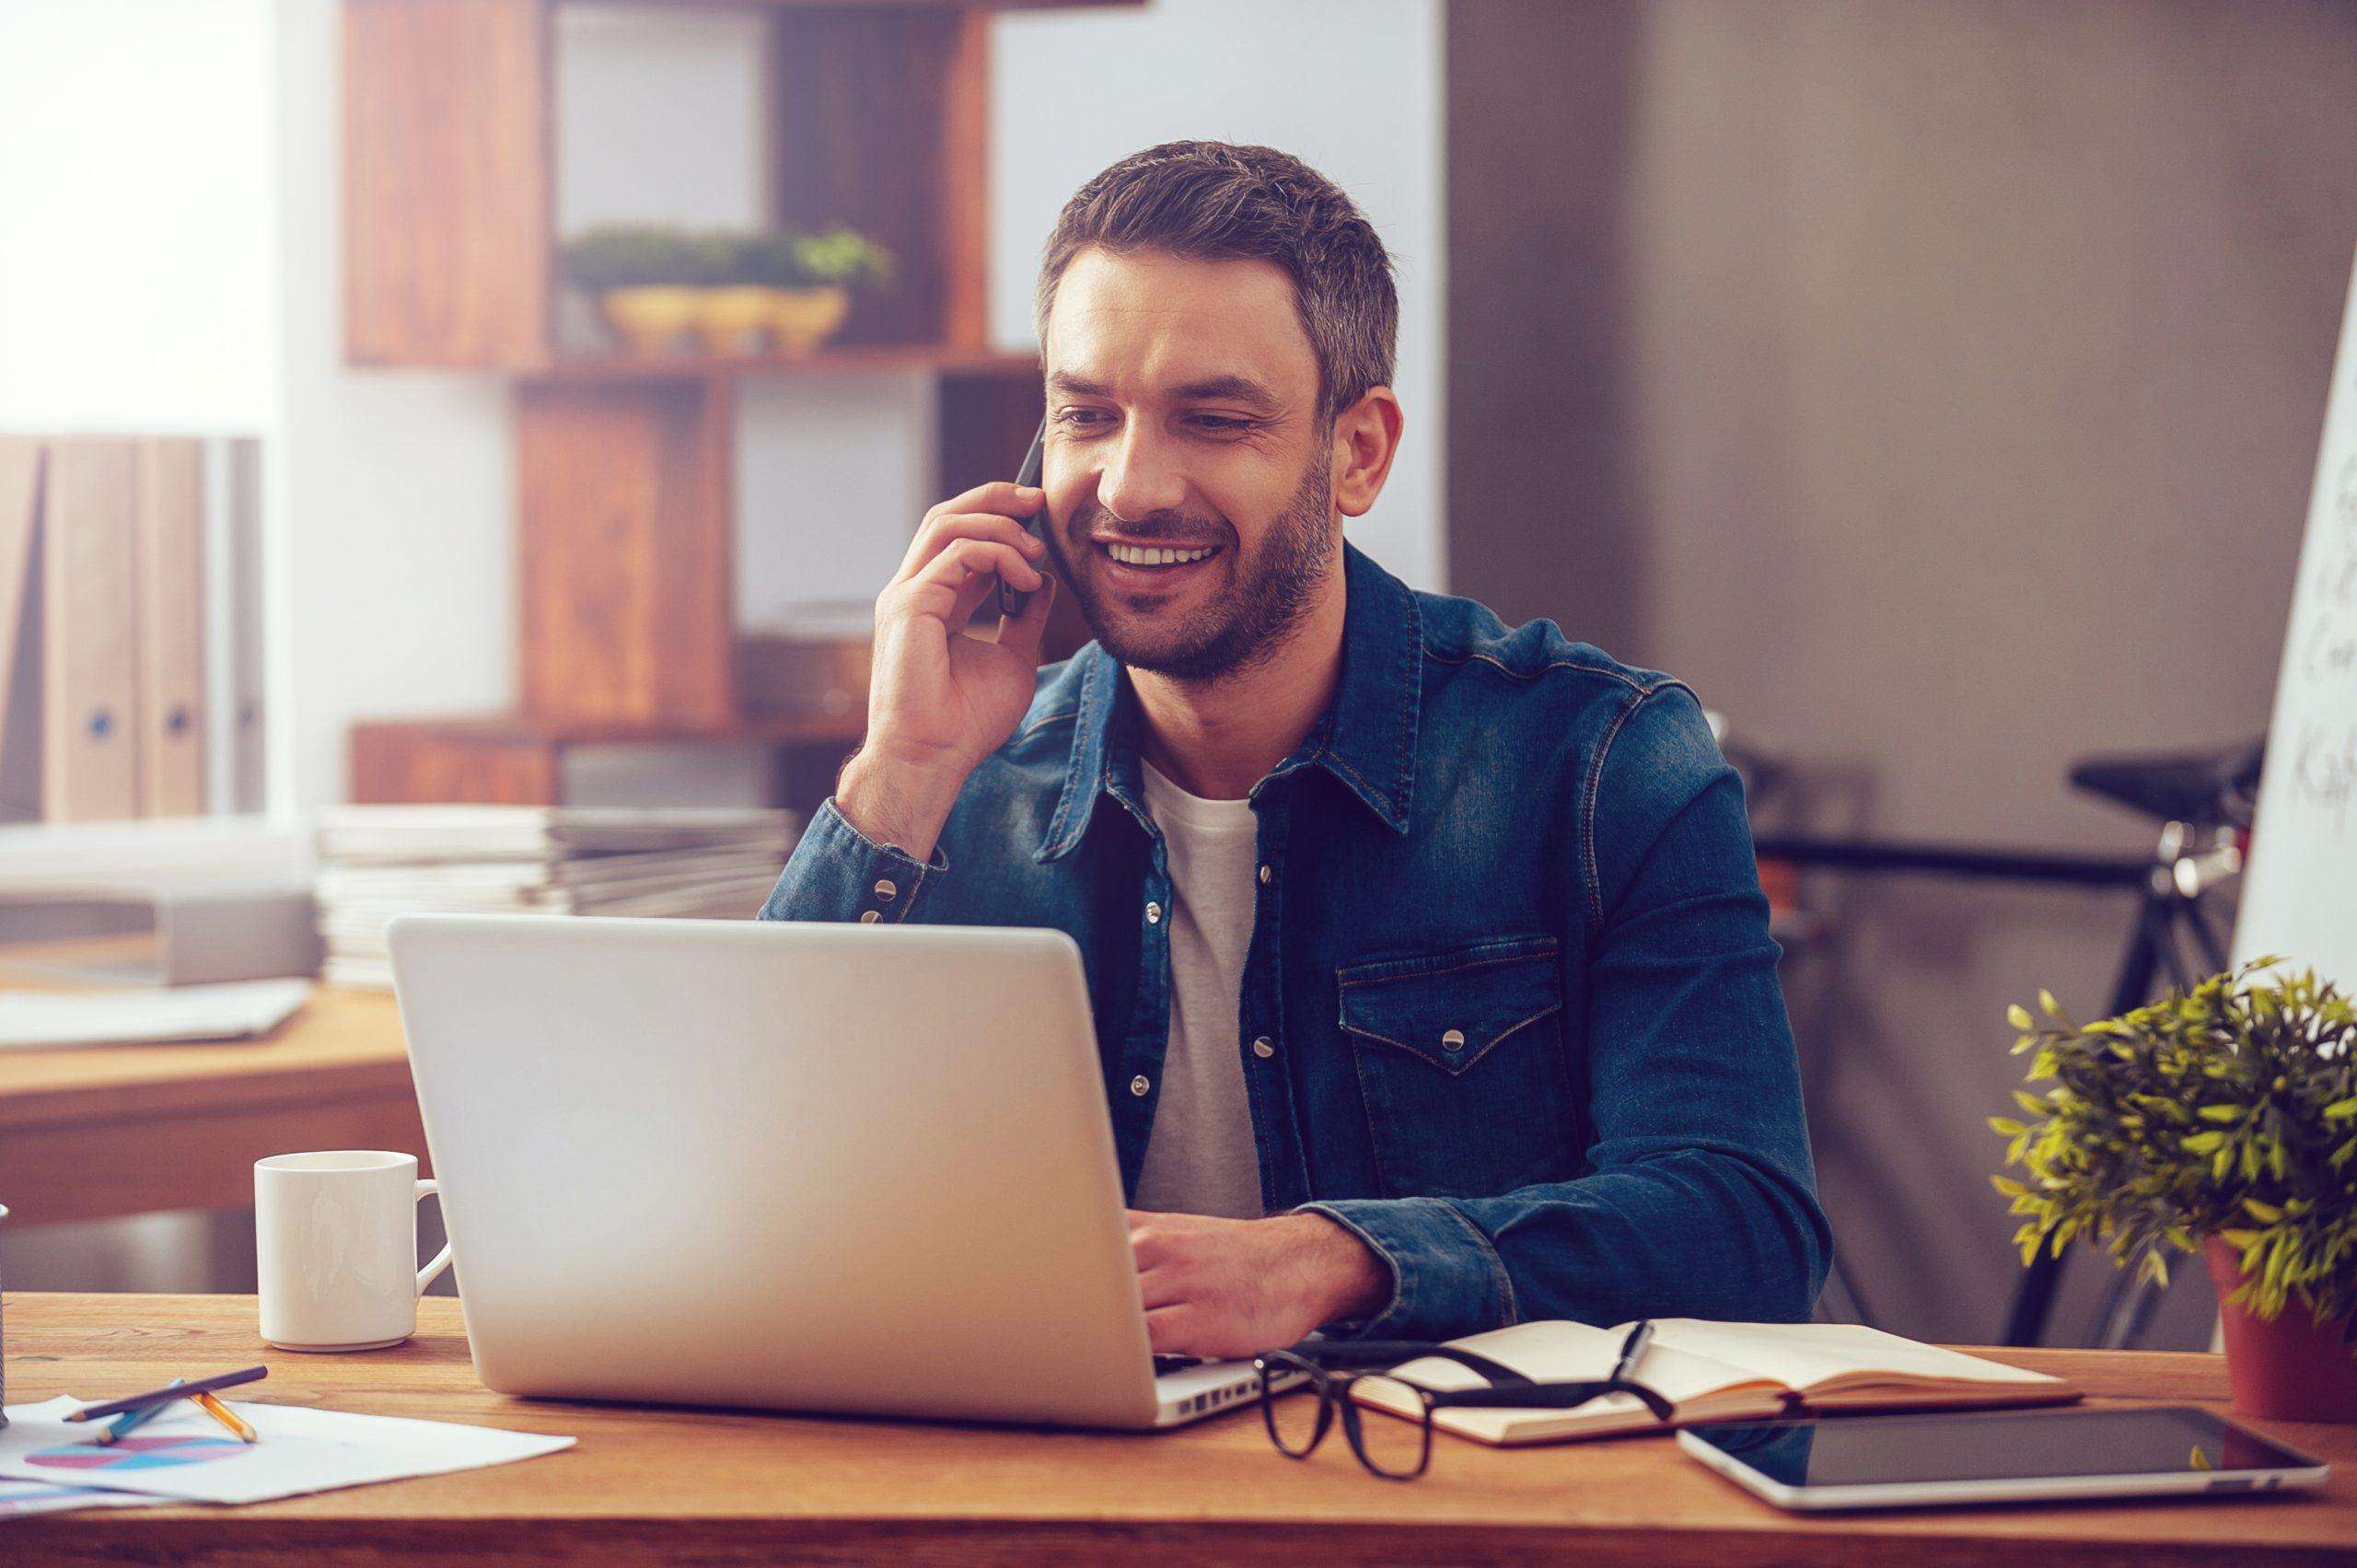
[517,378,737,725]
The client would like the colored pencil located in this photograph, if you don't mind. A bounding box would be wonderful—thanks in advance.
[67,1365,268,1423]
[190,1389,259,1444]
[94,1378,184,1446]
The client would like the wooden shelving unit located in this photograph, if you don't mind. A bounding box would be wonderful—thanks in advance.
[340,0,1120,807]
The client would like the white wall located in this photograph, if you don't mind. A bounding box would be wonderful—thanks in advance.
[0,1,280,431]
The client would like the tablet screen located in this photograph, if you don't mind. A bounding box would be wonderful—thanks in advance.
[1684,1407,2316,1490]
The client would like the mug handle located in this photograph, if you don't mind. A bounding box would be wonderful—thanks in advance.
[413,1179,455,1296]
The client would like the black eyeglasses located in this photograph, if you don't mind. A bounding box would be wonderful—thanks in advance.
[1252,1337,1674,1481]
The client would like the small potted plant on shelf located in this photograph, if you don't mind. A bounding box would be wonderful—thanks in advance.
[562,226,710,355]
[1991,960,2357,1421]
[738,226,894,357]
[690,232,774,356]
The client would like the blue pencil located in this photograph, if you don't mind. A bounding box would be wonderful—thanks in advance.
[95,1378,185,1446]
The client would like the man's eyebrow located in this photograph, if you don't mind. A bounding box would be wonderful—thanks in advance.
[1046,371,1283,413]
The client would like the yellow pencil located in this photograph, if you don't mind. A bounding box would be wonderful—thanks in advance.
[190,1389,259,1444]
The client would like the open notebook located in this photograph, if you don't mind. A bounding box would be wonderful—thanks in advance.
[1353,1319,2078,1446]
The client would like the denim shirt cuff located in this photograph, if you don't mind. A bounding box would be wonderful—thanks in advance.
[1294,1197,1515,1342]
[757,797,946,923]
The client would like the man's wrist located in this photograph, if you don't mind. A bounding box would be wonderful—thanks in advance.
[1294,1213,1392,1327]
[835,743,968,863]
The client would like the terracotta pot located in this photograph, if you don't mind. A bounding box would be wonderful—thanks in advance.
[2204,1236,2357,1423]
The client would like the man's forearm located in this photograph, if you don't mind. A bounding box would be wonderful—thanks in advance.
[1306,1149,1830,1342]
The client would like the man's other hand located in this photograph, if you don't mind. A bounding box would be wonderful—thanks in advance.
[1127,1209,1391,1360]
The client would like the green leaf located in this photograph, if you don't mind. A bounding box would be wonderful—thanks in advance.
[2007,1004,2035,1031]
[2196,1104,2246,1122]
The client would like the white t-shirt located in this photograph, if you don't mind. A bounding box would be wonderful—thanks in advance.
[1131,760,1265,1219]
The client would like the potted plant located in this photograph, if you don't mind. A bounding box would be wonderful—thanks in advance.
[689,232,772,356]
[738,226,894,356]
[562,226,708,355]
[1991,960,2357,1421]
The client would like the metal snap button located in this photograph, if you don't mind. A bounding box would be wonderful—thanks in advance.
[1251,1037,1275,1059]
[1258,865,1272,885]
[873,878,897,902]
[1441,1028,1466,1052]
[858,910,881,924]
[1145,901,1163,924]
[1130,1074,1152,1096]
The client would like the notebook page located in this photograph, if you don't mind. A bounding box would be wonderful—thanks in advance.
[1647,1320,2061,1395]
[1386,1319,1764,1405]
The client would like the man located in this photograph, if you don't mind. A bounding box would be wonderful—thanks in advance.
[761,141,1830,1359]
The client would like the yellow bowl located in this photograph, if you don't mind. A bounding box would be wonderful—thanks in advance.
[693,286,776,356]
[764,286,852,357]
[598,287,701,355]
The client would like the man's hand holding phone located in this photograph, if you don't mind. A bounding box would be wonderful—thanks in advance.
[836,481,1056,862]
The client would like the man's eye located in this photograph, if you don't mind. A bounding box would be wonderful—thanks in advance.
[1053,408,1109,428]
[1191,416,1255,433]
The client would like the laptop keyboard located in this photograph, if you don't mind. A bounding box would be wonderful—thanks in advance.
[1153,1354,1209,1376]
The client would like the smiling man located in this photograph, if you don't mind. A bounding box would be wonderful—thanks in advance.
[761,142,1830,1358]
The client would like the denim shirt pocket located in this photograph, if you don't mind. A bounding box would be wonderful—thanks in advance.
[1336,935,1580,1200]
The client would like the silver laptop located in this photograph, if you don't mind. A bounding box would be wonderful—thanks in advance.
[386,912,1288,1429]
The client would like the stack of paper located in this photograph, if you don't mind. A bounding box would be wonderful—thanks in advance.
[314,806,798,989]
[0,1394,571,1510]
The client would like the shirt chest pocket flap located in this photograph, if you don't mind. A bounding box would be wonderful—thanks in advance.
[1336,936,1576,1197]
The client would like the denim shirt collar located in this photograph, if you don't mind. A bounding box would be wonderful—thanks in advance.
[1036,541,1422,862]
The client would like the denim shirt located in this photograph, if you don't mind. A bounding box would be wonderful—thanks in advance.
[759,543,1831,1340]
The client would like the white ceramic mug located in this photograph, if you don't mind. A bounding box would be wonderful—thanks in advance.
[255,1151,453,1352]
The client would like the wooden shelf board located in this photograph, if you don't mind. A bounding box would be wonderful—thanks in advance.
[526,344,1039,383]
[570,1,1139,11]
[354,713,867,748]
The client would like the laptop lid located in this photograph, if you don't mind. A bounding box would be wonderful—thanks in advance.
[388,914,1162,1428]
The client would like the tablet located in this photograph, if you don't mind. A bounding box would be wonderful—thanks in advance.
[1677,1406,2328,1512]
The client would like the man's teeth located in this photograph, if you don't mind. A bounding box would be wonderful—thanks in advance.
[1105,543,1215,566]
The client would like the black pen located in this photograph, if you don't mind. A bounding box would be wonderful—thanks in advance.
[1610,1319,1655,1383]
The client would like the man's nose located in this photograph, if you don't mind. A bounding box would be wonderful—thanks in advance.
[1095,424,1189,524]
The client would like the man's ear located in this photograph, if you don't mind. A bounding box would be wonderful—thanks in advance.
[1329,388,1404,518]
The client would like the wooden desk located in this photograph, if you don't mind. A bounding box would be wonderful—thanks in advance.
[0,950,424,1226]
[3,1294,2351,1565]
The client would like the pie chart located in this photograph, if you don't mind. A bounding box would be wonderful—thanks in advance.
[29,1435,248,1471]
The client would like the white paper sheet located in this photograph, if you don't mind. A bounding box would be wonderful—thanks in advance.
[0,980,312,1050]
[0,1471,168,1520]
[0,1395,573,1504]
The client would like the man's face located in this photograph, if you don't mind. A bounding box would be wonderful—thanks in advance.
[1039,247,1339,682]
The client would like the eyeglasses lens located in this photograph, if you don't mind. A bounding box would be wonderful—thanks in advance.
[1347,1376,1434,1478]
[1260,1365,1325,1457]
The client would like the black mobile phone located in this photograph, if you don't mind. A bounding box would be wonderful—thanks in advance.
[996,414,1051,618]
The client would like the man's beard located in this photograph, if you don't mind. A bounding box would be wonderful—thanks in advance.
[1050,447,1338,685]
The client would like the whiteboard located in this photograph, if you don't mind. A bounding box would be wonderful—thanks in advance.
[2234,248,2357,984]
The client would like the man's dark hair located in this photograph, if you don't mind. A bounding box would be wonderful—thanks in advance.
[1033,141,1399,424]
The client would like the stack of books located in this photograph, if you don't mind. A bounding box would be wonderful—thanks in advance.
[314,806,799,990]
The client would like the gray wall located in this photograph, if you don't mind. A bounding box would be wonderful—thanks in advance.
[1448,0,2357,1345]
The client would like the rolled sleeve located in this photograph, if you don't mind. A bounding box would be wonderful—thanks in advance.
[756,798,947,925]
[1294,1196,1515,1341]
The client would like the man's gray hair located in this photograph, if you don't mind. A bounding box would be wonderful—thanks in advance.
[1033,141,1399,424]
